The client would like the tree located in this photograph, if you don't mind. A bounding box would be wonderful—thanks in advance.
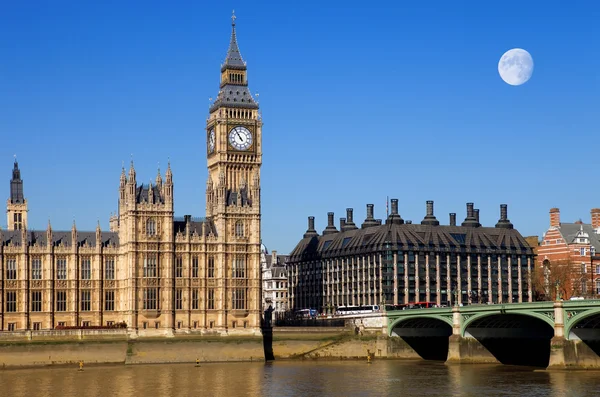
[531,259,576,301]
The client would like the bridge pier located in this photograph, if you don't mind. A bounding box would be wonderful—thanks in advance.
[447,307,499,364]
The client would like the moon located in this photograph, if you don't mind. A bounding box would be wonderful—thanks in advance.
[498,48,534,86]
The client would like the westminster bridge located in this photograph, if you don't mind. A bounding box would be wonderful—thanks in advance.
[384,300,600,368]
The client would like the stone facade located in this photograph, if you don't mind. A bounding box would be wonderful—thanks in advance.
[288,200,536,312]
[261,244,289,312]
[0,15,263,336]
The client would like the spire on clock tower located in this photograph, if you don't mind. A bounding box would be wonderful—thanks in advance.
[210,12,258,113]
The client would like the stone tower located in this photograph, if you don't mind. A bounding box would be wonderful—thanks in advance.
[6,158,28,230]
[206,12,263,329]
[117,160,175,330]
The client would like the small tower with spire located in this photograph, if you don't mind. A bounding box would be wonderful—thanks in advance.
[6,156,28,230]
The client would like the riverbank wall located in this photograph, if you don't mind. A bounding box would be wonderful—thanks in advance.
[0,327,422,369]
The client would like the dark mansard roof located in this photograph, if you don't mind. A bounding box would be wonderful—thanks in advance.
[173,216,218,237]
[0,229,119,248]
[289,223,534,262]
[136,184,163,204]
[290,201,533,262]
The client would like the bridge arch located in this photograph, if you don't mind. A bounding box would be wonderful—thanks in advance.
[388,315,453,336]
[461,310,555,337]
[565,308,600,338]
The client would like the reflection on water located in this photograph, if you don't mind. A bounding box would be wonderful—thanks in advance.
[1,360,599,397]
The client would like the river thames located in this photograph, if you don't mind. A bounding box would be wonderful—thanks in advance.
[1,360,599,397]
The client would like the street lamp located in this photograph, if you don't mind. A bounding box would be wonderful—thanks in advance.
[555,280,561,301]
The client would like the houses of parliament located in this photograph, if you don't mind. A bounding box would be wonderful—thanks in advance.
[0,15,263,336]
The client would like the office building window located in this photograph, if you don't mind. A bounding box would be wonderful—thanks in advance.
[56,290,67,311]
[192,256,199,278]
[144,255,157,278]
[81,290,91,311]
[5,291,17,312]
[32,258,42,280]
[144,288,158,310]
[81,257,91,280]
[105,290,115,311]
[176,256,183,278]
[6,258,17,280]
[31,291,42,312]
[57,258,67,280]
[105,258,115,280]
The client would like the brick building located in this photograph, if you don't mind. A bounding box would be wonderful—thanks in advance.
[537,208,600,299]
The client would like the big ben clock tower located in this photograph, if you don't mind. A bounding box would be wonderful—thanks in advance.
[206,12,263,331]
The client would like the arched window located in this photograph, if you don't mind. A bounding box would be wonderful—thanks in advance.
[235,221,244,237]
[147,219,156,236]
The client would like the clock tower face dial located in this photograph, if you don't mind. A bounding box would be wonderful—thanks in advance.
[228,126,253,150]
[208,129,215,153]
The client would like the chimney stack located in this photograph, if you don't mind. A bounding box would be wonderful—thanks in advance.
[362,204,378,228]
[342,208,358,231]
[322,212,339,235]
[474,209,480,224]
[550,208,561,228]
[591,208,600,230]
[340,217,346,230]
[386,198,404,225]
[272,250,278,266]
[462,202,479,227]
[421,200,440,226]
[303,216,319,238]
[495,204,514,229]
[449,213,456,226]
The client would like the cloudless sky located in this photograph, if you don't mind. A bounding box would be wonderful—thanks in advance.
[1,1,599,254]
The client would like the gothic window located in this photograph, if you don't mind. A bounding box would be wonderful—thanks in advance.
[5,291,17,312]
[147,218,156,236]
[31,258,42,280]
[175,289,183,310]
[207,288,215,310]
[105,258,115,280]
[81,257,91,280]
[233,256,246,278]
[208,256,215,278]
[143,288,158,310]
[105,290,115,311]
[176,256,183,278]
[31,291,42,312]
[80,290,91,311]
[192,289,199,310]
[144,255,157,278]
[57,258,67,280]
[232,288,246,310]
[6,258,17,280]
[56,291,67,312]
[192,256,199,278]
[235,221,244,237]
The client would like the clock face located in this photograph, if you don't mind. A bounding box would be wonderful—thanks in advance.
[228,126,253,151]
[208,129,215,153]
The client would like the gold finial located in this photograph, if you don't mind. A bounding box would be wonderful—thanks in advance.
[232,10,236,26]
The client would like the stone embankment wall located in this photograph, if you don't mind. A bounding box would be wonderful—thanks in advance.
[0,327,416,369]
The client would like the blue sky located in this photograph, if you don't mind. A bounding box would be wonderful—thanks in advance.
[1,1,599,254]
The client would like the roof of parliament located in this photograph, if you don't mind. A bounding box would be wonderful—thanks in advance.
[289,199,534,260]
